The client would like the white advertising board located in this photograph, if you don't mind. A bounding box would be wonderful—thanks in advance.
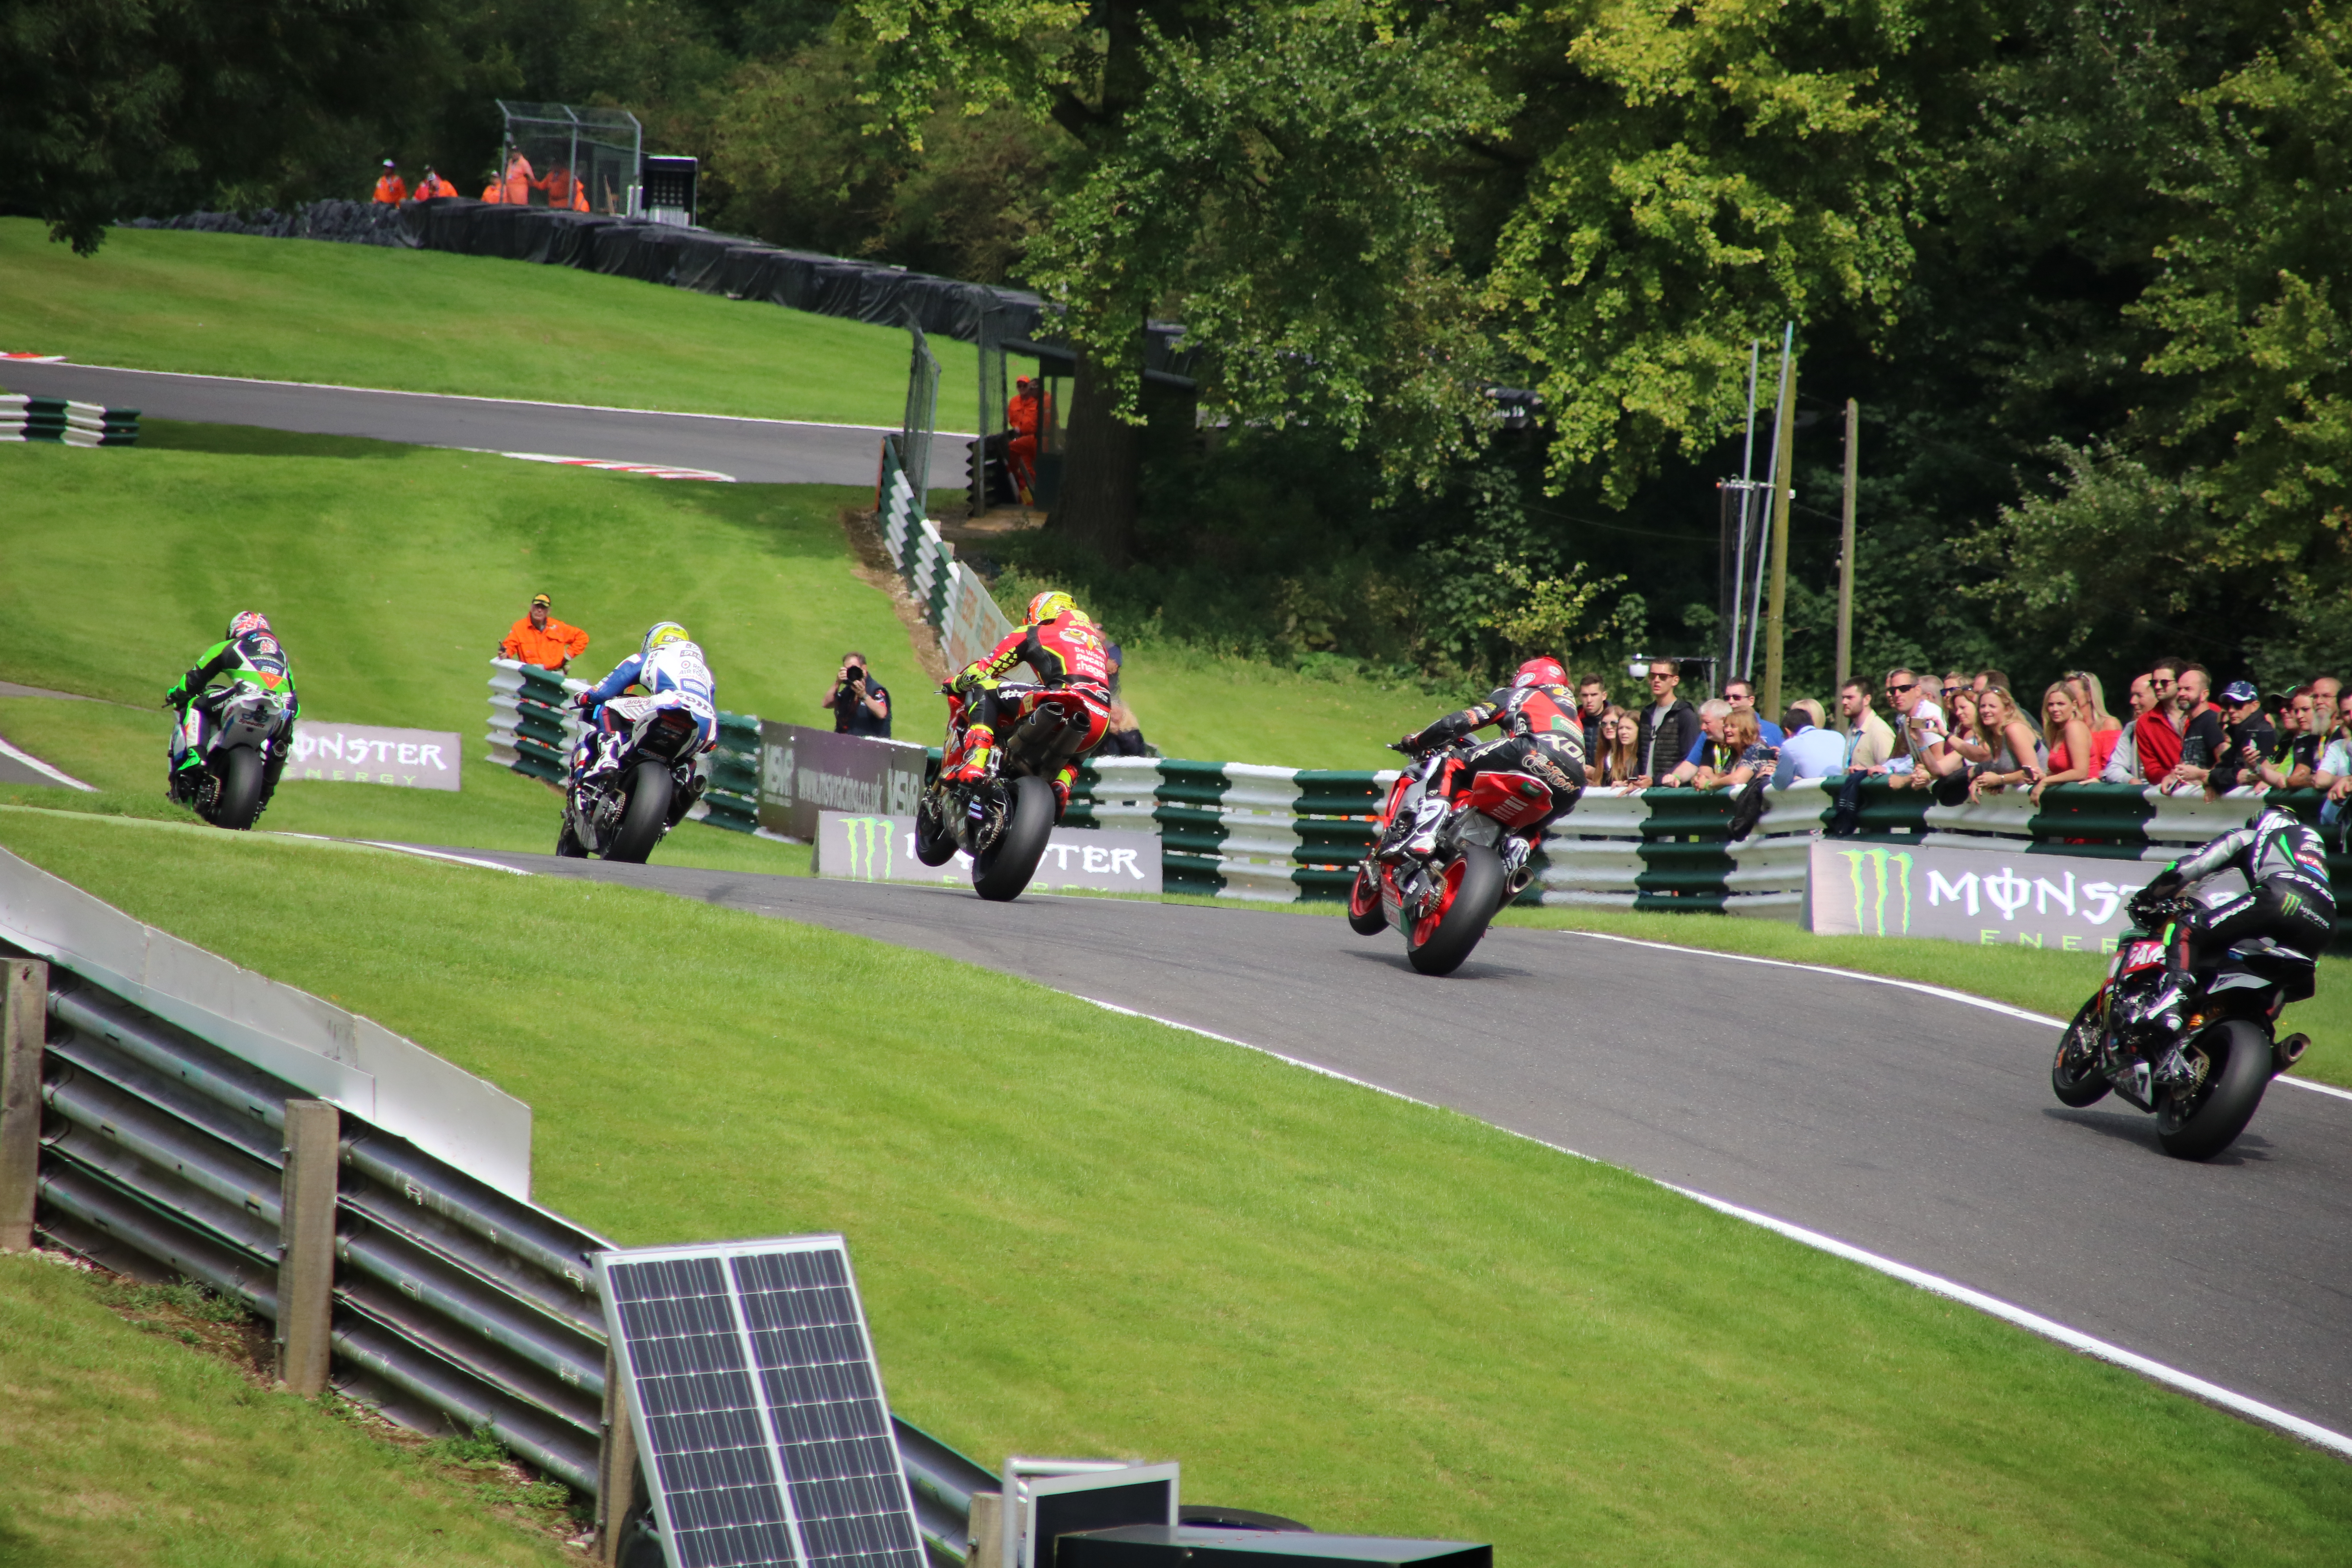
[1807,838,2147,951]
[289,722,463,791]
[816,811,1163,894]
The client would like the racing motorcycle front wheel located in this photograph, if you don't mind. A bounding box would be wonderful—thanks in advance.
[2049,997,2110,1108]
[606,761,672,864]
[1346,863,1388,935]
[1404,846,1504,976]
[972,775,1054,901]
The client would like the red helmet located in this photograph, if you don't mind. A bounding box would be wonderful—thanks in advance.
[228,611,271,639]
[1512,657,1567,690]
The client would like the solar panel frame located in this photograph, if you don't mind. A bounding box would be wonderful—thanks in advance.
[596,1234,927,1568]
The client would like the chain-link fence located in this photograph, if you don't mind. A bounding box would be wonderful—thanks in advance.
[900,316,942,506]
[494,102,641,215]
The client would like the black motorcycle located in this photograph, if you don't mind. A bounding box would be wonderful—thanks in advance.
[557,701,708,864]
[2050,894,2314,1159]
[170,682,295,831]
[914,680,1093,901]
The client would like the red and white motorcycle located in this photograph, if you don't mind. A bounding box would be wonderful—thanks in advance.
[1345,741,1553,975]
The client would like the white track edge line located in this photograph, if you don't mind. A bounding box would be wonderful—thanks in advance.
[1560,929,2352,1107]
[32,361,978,437]
[1073,993,2352,1461]
[352,841,533,876]
[0,736,97,792]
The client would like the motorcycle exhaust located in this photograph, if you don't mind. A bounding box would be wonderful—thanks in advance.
[2274,1032,2310,1074]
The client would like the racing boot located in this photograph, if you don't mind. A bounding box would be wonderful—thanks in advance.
[1500,833,1536,896]
[1051,764,1078,822]
[582,731,623,781]
[945,726,995,785]
[1401,795,1450,857]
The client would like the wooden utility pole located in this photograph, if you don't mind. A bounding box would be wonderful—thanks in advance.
[1835,398,1859,724]
[276,1099,340,1394]
[0,960,46,1253]
[1761,349,1799,717]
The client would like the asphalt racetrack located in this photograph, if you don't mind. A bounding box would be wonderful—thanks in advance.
[0,361,972,486]
[416,848,2352,1442]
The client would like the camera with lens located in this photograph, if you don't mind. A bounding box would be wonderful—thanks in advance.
[840,662,865,688]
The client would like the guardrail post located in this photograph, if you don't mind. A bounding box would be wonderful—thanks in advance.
[276,1098,339,1394]
[0,959,46,1252]
[968,1491,1004,1568]
[596,1343,646,1565]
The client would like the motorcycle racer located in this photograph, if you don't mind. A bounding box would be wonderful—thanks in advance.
[1391,656,1589,882]
[570,622,718,787]
[2130,804,2336,980]
[164,611,299,800]
[942,590,1113,816]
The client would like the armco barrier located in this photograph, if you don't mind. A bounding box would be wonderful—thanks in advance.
[1063,768,2352,932]
[877,433,1016,674]
[485,659,759,834]
[1,853,994,1561]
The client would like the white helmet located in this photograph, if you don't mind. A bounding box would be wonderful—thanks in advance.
[641,622,688,663]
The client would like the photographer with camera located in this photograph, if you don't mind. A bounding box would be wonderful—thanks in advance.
[820,650,891,739]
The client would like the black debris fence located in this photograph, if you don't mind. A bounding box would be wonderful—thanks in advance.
[121,198,1048,348]
[0,395,138,446]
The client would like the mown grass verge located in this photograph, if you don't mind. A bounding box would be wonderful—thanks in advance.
[0,218,978,428]
[0,1250,572,1566]
[3,808,2348,1565]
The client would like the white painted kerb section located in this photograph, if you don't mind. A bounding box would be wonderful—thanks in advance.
[0,845,534,1200]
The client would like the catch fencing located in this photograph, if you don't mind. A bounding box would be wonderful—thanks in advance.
[2,904,994,1562]
[1063,766,2352,935]
[484,660,760,834]
[876,434,1017,676]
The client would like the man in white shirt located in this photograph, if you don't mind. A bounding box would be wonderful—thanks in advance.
[1881,666,1950,784]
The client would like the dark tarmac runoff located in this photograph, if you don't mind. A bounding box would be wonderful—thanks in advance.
[414,848,2352,1444]
[0,361,973,486]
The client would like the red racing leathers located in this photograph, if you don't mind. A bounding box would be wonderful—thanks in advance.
[1396,681,1590,855]
[944,612,1114,808]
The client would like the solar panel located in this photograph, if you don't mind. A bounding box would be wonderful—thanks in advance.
[597,1236,927,1568]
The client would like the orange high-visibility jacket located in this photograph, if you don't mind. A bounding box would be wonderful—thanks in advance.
[414,174,457,200]
[480,182,503,203]
[500,616,590,669]
[501,154,536,206]
[372,174,407,205]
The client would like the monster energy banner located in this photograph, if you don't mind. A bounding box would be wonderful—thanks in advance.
[288,722,462,791]
[757,722,928,840]
[816,811,1163,893]
[1808,838,2145,951]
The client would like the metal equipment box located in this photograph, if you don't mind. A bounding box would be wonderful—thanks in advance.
[1057,1526,1491,1567]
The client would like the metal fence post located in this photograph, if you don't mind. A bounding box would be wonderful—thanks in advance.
[0,959,47,1252]
[276,1099,340,1394]
[597,1343,646,1565]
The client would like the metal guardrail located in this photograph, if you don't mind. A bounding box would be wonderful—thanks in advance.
[12,948,995,1560]
[877,432,1016,675]
[484,659,761,835]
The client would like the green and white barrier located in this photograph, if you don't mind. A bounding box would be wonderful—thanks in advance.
[0,395,138,446]
[875,434,1014,673]
[484,660,759,833]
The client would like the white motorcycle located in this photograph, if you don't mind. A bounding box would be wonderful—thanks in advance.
[171,682,295,830]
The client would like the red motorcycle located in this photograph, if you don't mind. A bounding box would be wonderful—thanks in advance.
[915,680,1107,900]
[1345,741,1552,975]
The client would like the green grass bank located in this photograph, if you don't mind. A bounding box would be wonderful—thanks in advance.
[0,218,979,428]
[0,1252,568,1567]
[3,809,2349,1566]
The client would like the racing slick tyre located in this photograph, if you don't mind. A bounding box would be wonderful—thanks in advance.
[606,761,671,865]
[1346,864,1388,935]
[208,748,267,831]
[913,791,959,867]
[555,815,589,858]
[1404,846,1503,976]
[972,775,1054,902]
[2157,1018,2272,1161]
[2049,998,2111,1108]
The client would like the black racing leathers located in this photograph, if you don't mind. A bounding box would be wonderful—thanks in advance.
[2161,810,2337,964]
[1416,682,1589,834]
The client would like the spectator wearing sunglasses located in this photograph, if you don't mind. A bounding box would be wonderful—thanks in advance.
[1878,667,1951,789]
[2258,686,2323,790]
[1630,659,1702,787]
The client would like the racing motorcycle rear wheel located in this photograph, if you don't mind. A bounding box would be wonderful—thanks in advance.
[1404,846,1503,976]
[606,761,672,864]
[2049,997,2111,1108]
[1346,864,1387,935]
[2156,1018,2272,1161]
[972,775,1054,902]
[207,748,267,831]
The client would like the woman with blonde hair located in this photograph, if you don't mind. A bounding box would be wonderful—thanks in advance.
[2031,682,2100,803]
[1698,710,1777,789]
[2066,670,2122,733]
[1969,685,2048,799]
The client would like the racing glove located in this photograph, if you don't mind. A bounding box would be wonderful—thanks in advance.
[573,690,601,712]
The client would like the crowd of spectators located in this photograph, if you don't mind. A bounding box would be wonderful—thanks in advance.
[1570,656,2352,823]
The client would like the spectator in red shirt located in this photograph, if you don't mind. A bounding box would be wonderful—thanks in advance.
[2134,657,2189,782]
